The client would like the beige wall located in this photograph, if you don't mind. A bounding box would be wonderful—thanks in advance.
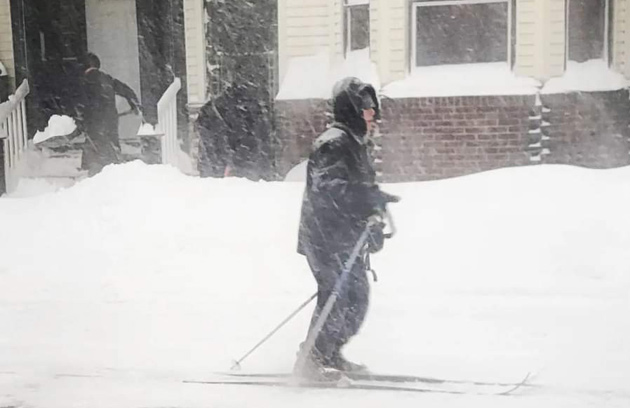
[0,0,14,87]
[613,0,630,76]
[184,0,207,106]
[279,0,630,88]
[371,0,406,84]
[279,0,332,82]
[514,0,566,80]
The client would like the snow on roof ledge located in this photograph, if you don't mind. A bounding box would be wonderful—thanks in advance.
[381,62,541,99]
[541,59,630,94]
[276,48,380,101]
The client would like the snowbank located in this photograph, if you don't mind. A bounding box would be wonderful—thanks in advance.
[284,160,307,182]
[382,62,541,98]
[542,59,630,94]
[1,162,630,408]
[33,115,78,144]
[277,48,380,100]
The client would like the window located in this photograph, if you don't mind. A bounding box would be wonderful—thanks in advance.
[412,0,511,67]
[567,0,610,63]
[345,0,370,52]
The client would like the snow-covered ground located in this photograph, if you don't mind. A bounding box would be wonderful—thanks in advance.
[1,161,629,408]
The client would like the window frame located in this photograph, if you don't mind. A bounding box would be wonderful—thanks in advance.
[344,1,371,54]
[411,0,514,70]
[565,0,612,65]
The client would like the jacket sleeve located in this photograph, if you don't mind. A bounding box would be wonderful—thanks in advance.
[113,78,140,112]
[309,140,383,220]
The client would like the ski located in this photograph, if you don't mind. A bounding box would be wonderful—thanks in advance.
[217,370,531,388]
[185,372,531,396]
[185,379,467,395]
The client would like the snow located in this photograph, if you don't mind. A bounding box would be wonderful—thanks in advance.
[382,62,541,98]
[137,122,159,136]
[277,48,380,100]
[33,115,78,144]
[278,55,629,101]
[284,160,307,182]
[0,61,7,76]
[1,161,630,408]
[542,59,630,94]
[347,0,369,5]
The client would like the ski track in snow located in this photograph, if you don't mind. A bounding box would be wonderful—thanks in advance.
[1,161,629,408]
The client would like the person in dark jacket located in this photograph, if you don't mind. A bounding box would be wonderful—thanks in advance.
[196,82,271,180]
[196,97,231,178]
[78,52,141,176]
[295,77,399,378]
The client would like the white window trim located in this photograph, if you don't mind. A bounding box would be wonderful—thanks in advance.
[565,0,611,65]
[411,0,512,71]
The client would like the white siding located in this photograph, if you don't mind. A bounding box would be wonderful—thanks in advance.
[184,0,207,105]
[279,0,331,82]
[515,0,565,80]
[370,0,406,86]
[514,0,538,77]
[546,0,566,78]
[613,0,630,76]
[278,0,589,87]
[388,0,407,83]
[0,0,14,87]
[332,0,344,58]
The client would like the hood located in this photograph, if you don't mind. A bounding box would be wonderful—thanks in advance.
[331,77,380,140]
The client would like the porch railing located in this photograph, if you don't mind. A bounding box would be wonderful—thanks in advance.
[156,78,182,168]
[0,80,30,194]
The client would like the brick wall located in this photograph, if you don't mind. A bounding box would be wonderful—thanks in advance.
[377,96,534,182]
[273,91,630,182]
[540,90,630,168]
[273,99,330,177]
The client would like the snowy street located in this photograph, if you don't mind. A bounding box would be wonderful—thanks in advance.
[1,162,629,407]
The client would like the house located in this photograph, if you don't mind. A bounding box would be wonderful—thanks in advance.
[275,0,630,182]
[1,0,208,194]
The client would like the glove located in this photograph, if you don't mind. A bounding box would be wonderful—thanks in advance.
[131,103,142,116]
[380,190,401,204]
[367,220,386,254]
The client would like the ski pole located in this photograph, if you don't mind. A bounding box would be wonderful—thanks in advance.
[231,292,317,370]
[294,221,373,375]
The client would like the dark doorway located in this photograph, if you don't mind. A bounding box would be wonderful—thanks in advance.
[21,0,88,131]
[136,0,188,148]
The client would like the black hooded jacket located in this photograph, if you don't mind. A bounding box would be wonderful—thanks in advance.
[297,77,388,257]
[196,83,271,180]
[80,68,140,144]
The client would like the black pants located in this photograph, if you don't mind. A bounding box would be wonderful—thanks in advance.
[82,123,121,176]
[305,249,370,365]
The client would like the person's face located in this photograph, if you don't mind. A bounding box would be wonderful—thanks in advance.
[363,108,376,133]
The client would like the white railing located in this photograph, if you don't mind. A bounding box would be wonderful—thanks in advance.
[156,78,182,168]
[1,80,29,194]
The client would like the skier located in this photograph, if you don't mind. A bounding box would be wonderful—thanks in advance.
[77,52,141,176]
[295,77,399,379]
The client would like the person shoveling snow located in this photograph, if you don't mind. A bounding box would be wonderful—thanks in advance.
[76,52,142,176]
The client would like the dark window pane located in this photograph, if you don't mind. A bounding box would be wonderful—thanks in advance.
[568,0,605,62]
[350,6,370,51]
[415,3,508,66]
